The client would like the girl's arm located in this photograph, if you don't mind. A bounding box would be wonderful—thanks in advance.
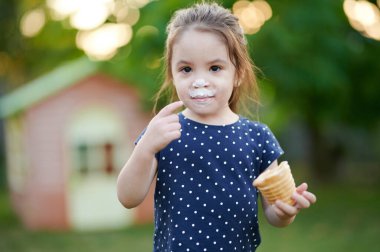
[117,101,183,209]
[261,160,317,227]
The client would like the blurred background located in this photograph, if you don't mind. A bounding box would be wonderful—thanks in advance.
[0,0,379,251]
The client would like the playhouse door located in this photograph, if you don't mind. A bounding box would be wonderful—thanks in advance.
[66,106,134,230]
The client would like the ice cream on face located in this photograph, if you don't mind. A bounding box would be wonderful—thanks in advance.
[189,79,215,98]
[192,78,208,88]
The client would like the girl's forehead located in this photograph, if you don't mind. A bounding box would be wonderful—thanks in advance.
[171,29,230,61]
[174,27,225,46]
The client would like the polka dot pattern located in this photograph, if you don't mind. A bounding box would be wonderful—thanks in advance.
[152,113,283,251]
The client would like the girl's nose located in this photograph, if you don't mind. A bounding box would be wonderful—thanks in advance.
[192,79,208,88]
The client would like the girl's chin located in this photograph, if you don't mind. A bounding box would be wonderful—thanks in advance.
[183,105,215,117]
[182,98,221,114]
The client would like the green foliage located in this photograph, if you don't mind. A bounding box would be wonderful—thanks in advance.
[2,0,379,120]
[1,0,379,179]
[251,0,380,127]
[243,0,380,180]
[4,0,378,124]
[0,0,81,89]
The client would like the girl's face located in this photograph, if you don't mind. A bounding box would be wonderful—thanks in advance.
[171,28,238,124]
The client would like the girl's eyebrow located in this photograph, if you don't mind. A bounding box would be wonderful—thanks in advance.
[208,59,228,65]
[174,59,228,66]
[174,60,192,66]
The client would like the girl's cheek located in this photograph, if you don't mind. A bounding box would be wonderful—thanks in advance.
[174,85,185,97]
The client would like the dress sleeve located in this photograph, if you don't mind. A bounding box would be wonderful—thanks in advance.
[257,123,284,173]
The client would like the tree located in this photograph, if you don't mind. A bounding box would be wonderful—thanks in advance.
[250,0,380,181]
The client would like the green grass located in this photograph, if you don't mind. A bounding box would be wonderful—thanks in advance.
[259,184,380,252]
[1,225,153,252]
[1,184,379,252]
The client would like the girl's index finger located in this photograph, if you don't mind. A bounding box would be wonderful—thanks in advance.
[157,101,184,118]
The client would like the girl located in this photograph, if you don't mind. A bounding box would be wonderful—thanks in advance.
[117,2,316,251]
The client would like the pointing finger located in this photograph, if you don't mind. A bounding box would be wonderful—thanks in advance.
[157,101,184,118]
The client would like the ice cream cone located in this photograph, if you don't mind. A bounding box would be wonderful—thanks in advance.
[253,161,296,205]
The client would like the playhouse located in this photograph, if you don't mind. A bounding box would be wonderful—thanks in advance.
[0,57,154,230]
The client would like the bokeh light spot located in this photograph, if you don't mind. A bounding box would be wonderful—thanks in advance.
[20,8,46,37]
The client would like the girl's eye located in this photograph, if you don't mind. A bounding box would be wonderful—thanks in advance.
[210,65,221,72]
[181,66,192,73]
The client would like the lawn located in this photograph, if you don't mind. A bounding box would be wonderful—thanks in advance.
[0,183,379,252]
[259,184,380,252]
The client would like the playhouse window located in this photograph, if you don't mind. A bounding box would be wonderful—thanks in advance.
[75,142,115,175]
[77,143,89,174]
[104,142,114,174]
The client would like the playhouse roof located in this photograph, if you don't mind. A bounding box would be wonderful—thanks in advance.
[0,57,99,118]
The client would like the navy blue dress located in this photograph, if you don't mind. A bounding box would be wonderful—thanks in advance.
[149,113,283,251]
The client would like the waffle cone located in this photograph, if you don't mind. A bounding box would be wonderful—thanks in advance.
[253,161,296,205]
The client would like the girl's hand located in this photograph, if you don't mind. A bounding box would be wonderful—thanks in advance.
[141,101,184,154]
[272,183,317,220]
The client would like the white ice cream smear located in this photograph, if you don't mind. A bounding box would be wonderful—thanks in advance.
[189,89,215,98]
[192,79,208,88]
[189,79,215,98]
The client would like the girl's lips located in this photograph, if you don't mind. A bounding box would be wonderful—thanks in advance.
[190,94,215,105]
[191,96,214,102]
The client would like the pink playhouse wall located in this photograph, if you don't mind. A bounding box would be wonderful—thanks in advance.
[9,74,153,230]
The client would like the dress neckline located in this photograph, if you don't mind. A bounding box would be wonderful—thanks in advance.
[179,112,243,128]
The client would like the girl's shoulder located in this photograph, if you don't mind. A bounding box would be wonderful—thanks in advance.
[238,116,271,131]
[238,116,280,141]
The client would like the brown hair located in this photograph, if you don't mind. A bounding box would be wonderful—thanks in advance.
[154,1,260,117]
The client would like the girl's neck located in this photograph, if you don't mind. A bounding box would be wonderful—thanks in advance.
[182,108,239,126]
